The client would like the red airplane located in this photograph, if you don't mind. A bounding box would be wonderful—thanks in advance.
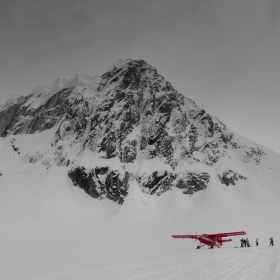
[172,231,246,249]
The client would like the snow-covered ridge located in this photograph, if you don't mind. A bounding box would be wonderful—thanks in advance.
[32,72,99,96]
[3,94,22,105]
[106,58,133,72]
[25,73,100,110]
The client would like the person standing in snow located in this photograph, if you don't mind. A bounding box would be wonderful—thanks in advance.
[270,237,274,246]
[240,238,244,247]
[256,238,258,247]
[246,238,250,247]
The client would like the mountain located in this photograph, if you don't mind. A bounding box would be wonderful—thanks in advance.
[0,59,279,208]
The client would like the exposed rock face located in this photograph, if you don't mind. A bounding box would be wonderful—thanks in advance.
[137,170,210,196]
[51,59,240,170]
[0,96,28,136]
[1,73,99,137]
[175,171,210,194]
[67,166,130,204]
[242,147,266,165]
[138,171,176,195]
[0,59,266,204]
[2,88,72,136]
[218,170,246,186]
[68,167,210,203]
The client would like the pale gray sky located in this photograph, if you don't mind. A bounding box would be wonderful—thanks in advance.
[1,0,280,152]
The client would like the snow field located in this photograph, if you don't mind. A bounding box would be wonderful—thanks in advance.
[1,223,279,280]
[1,130,280,279]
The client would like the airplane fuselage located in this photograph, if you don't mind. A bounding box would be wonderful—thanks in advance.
[198,235,232,248]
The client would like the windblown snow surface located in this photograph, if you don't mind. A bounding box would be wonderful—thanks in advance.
[1,130,280,280]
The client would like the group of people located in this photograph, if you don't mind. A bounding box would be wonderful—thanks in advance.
[240,238,250,247]
[240,237,274,247]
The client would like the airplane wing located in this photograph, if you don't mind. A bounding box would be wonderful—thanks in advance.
[207,231,246,238]
[171,231,246,239]
[171,235,199,239]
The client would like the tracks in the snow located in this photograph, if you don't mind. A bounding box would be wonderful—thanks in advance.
[1,247,280,280]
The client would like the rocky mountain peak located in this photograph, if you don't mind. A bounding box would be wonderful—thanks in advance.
[0,59,267,205]
[106,58,133,72]
[98,59,160,92]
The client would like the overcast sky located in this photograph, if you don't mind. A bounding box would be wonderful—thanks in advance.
[1,0,280,152]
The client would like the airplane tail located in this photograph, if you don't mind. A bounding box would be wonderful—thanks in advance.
[221,239,232,243]
[217,237,232,245]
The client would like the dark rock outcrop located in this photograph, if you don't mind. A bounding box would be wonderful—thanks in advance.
[139,171,176,195]
[68,166,210,202]
[2,88,72,136]
[67,166,130,204]
[0,96,28,136]
[218,170,246,186]
[175,171,210,194]
[137,170,210,195]
[242,147,266,165]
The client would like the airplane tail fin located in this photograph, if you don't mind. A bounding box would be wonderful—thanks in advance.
[221,239,232,242]
[217,237,232,245]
